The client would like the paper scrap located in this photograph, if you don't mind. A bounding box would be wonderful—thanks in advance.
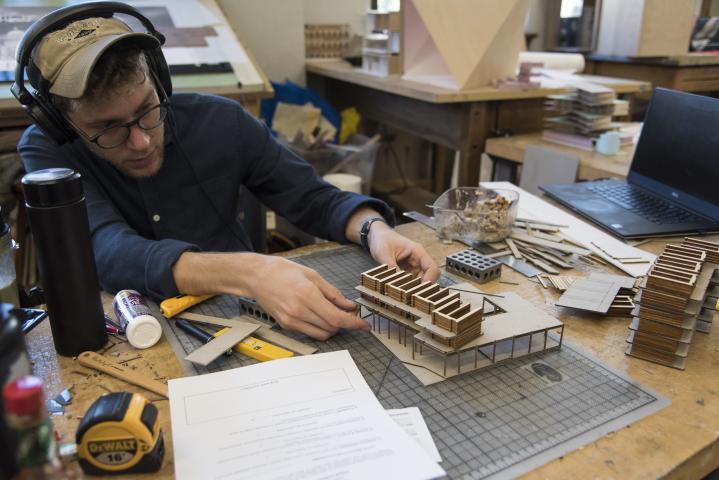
[272,102,322,140]
[388,407,442,462]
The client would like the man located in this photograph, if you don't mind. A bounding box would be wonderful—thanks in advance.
[17,13,439,340]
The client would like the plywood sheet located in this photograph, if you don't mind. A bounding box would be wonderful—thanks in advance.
[596,0,695,57]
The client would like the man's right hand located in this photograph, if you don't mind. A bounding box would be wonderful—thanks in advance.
[172,251,370,340]
[245,256,370,340]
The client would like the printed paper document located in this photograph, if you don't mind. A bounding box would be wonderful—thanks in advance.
[169,350,445,480]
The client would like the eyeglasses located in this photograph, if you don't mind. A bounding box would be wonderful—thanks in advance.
[70,101,169,149]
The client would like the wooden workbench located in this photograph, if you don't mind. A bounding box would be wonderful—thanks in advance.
[22,218,719,479]
[484,130,637,182]
[306,60,649,188]
[586,53,719,96]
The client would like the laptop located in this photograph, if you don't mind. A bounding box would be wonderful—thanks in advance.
[540,87,719,239]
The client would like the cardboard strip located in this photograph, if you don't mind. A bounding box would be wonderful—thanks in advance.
[178,312,318,355]
[185,324,259,366]
[505,238,522,259]
[510,231,591,256]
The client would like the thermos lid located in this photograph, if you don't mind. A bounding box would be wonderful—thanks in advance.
[0,304,20,354]
[22,168,83,208]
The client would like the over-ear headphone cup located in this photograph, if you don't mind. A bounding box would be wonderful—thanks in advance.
[24,92,76,145]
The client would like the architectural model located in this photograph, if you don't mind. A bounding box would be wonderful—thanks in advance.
[626,237,719,369]
[356,264,565,385]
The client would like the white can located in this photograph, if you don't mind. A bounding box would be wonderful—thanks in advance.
[112,290,162,349]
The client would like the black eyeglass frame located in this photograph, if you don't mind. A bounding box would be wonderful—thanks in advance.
[64,76,170,149]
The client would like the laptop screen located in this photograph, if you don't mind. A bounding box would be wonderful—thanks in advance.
[628,88,719,219]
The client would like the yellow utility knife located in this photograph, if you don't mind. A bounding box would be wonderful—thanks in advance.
[159,294,213,318]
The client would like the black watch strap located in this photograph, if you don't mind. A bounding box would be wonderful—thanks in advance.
[360,217,386,253]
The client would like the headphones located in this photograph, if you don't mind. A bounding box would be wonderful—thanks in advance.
[11,1,172,145]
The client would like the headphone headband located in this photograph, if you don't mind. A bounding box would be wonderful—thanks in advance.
[11,1,172,145]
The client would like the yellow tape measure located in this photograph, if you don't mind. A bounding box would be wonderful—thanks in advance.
[76,392,164,475]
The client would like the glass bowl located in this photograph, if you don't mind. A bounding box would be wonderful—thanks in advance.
[432,187,519,243]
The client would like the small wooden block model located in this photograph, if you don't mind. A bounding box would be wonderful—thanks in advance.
[445,250,502,284]
[626,237,719,369]
[607,295,635,317]
[357,265,564,385]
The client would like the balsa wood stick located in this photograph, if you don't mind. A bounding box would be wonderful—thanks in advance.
[77,351,168,398]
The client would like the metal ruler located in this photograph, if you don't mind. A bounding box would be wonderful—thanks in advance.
[403,211,541,277]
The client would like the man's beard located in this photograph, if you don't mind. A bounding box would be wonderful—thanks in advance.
[91,140,165,179]
[122,143,164,179]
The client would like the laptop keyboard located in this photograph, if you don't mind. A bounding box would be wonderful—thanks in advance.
[587,182,705,224]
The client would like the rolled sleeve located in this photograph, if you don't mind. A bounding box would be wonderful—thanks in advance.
[142,239,200,300]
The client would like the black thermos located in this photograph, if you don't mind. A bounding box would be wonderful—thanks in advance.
[22,168,106,356]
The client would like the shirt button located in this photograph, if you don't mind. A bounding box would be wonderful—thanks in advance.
[152,214,161,222]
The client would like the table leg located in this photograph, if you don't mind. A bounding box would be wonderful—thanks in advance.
[458,102,495,186]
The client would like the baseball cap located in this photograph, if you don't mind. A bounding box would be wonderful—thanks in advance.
[31,16,160,99]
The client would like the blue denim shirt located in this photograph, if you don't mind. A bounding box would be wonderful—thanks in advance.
[18,93,393,300]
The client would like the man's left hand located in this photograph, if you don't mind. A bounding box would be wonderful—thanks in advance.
[366,222,439,282]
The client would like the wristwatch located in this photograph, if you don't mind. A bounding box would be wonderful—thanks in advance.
[360,217,386,253]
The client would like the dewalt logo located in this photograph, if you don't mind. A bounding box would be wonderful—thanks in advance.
[88,439,137,453]
[87,438,138,465]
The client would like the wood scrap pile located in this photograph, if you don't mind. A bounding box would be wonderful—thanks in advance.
[486,218,606,274]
